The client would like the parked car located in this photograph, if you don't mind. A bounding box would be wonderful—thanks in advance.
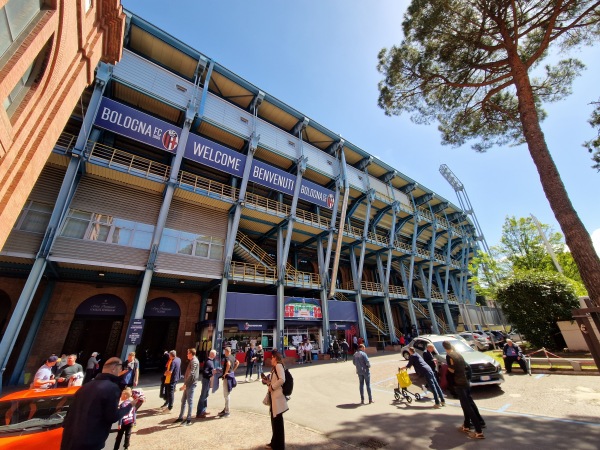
[487,330,506,346]
[507,328,525,342]
[459,332,490,351]
[0,386,79,450]
[401,334,504,387]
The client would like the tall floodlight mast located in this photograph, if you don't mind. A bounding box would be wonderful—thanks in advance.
[439,164,493,283]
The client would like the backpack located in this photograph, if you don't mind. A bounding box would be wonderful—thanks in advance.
[275,364,294,397]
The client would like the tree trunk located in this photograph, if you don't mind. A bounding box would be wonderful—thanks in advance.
[511,58,600,307]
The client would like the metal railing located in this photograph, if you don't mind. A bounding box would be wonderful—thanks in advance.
[230,261,277,284]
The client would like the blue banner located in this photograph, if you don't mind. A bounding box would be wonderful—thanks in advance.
[94,98,335,208]
[185,134,246,177]
[95,97,182,152]
[125,319,145,345]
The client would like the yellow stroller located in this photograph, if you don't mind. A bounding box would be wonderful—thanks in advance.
[394,367,422,403]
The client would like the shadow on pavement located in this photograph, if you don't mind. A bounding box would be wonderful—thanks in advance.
[336,403,363,409]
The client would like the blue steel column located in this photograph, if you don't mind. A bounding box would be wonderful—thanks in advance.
[123,60,211,359]
[436,268,456,332]
[214,88,262,356]
[381,202,400,344]
[349,246,368,347]
[8,280,55,385]
[419,265,440,334]
[425,211,440,334]
[0,64,111,391]
[317,233,330,349]
[405,197,420,335]
[441,217,456,331]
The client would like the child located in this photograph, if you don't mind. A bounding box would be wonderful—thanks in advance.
[114,387,136,450]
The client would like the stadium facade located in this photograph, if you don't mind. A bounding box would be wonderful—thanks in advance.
[0,5,478,385]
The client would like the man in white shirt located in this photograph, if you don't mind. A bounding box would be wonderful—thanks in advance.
[31,355,58,389]
[304,340,313,363]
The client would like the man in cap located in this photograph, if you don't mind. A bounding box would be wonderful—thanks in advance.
[84,352,99,384]
[31,355,58,389]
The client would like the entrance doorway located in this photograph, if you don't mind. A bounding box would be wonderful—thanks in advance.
[63,294,127,365]
[137,297,180,371]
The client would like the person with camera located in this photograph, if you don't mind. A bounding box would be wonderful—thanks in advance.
[262,350,288,449]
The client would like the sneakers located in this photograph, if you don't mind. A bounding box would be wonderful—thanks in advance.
[245,377,249,382]
[185,419,192,426]
[196,412,209,419]
[369,400,374,404]
[217,410,229,417]
[441,402,446,407]
[468,432,485,439]
[174,418,183,423]
[433,404,441,409]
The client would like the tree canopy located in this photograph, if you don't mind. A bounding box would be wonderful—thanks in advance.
[378,0,600,306]
[585,99,600,171]
[496,271,580,349]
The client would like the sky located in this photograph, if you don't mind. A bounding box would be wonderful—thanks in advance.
[123,0,600,254]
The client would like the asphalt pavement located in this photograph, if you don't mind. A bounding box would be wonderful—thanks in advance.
[103,351,600,449]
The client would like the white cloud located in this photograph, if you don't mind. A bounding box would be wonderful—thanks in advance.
[592,228,600,256]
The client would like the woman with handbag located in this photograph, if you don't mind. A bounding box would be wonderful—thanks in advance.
[262,350,288,449]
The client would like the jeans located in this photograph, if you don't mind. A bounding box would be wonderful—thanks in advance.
[425,371,445,405]
[178,383,196,420]
[196,377,211,415]
[245,361,254,378]
[358,373,372,402]
[167,383,177,409]
[222,379,230,413]
[455,385,484,433]
[256,362,264,379]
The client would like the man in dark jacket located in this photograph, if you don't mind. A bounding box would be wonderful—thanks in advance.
[161,350,182,411]
[405,347,445,408]
[60,357,132,450]
[196,349,216,418]
[443,341,485,439]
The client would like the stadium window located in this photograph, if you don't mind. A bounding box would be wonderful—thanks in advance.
[0,0,41,58]
[14,201,52,233]
[85,0,92,13]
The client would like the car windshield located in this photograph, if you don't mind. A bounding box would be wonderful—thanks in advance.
[0,393,74,434]
[432,339,473,355]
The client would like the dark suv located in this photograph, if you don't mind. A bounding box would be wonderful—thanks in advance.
[401,334,505,387]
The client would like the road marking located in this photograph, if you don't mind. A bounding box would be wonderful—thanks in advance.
[372,376,396,386]
[535,374,547,379]
[497,403,511,412]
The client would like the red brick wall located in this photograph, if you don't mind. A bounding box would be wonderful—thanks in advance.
[0,0,124,251]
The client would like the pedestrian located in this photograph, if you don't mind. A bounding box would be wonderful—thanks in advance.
[352,344,373,404]
[175,348,199,425]
[159,350,169,400]
[161,350,182,411]
[113,387,136,450]
[399,334,406,346]
[442,341,485,439]
[502,339,528,374]
[196,349,216,418]
[56,354,84,387]
[297,342,304,364]
[352,335,358,353]
[121,352,140,388]
[218,346,238,417]
[405,347,445,408]
[332,339,340,361]
[31,355,58,389]
[263,350,289,450]
[304,339,313,363]
[84,352,99,384]
[255,344,265,380]
[245,343,256,382]
[423,343,438,377]
[61,357,132,450]
[340,339,349,361]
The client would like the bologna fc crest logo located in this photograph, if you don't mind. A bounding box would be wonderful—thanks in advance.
[326,194,334,209]
[162,129,179,151]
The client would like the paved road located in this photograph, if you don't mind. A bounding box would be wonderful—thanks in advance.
[105,352,600,449]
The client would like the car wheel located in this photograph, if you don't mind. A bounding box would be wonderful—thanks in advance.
[402,351,410,360]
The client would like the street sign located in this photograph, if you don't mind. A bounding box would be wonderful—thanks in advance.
[125,319,145,346]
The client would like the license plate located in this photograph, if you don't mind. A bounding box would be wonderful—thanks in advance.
[480,375,491,381]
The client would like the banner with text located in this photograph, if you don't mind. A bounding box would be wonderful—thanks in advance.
[95,98,334,208]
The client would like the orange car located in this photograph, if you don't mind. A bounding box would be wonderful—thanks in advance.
[0,386,80,450]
